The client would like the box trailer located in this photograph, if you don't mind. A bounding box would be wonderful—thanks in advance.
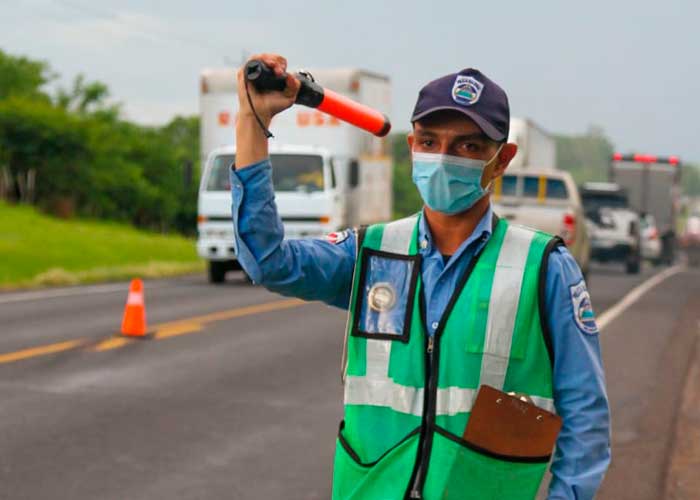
[610,153,681,264]
[507,117,557,170]
[198,67,392,282]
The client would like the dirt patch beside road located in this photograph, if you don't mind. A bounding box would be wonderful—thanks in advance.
[664,324,700,499]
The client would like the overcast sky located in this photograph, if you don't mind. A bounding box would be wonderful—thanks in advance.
[3,0,698,162]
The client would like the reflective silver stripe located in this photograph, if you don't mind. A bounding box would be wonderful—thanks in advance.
[479,225,535,390]
[357,216,418,384]
[345,377,554,416]
[379,215,417,255]
[436,387,477,416]
[365,340,392,378]
[345,376,424,416]
[531,396,556,414]
[341,228,363,383]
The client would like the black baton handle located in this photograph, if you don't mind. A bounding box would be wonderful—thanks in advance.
[244,60,324,108]
[244,60,287,92]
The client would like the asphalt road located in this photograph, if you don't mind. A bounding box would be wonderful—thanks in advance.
[0,262,698,499]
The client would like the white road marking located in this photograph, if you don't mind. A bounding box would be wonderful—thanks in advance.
[0,281,166,305]
[597,265,685,330]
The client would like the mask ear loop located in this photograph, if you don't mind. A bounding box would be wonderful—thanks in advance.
[482,143,505,193]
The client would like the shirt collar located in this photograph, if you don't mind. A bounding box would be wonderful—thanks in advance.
[417,205,494,257]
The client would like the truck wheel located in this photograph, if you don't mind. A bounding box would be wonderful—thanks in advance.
[625,253,641,274]
[208,261,227,284]
[661,235,676,266]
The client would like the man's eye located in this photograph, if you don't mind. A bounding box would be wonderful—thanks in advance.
[421,140,434,147]
[463,143,481,153]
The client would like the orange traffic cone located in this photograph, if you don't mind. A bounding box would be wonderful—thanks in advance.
[121,278,147,337]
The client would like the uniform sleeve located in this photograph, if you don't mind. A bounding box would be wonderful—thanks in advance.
[545,247,612,500]
[230,159,356,309]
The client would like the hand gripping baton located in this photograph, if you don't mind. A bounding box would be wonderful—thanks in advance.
[244,60,391,137]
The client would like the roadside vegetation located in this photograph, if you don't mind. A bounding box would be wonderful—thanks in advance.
[0,48,199,235]
[0,201,202,289]
[1,47,698,287]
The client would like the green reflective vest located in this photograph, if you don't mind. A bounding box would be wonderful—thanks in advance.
[332,214,559,500]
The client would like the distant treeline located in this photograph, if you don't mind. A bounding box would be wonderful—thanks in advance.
[0,48,199,235]
[391,125,700,218]
[2,48,697,231]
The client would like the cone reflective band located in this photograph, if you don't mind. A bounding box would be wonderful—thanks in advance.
[245,60,391,137]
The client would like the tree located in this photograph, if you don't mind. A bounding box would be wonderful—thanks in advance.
[390,133,423,218]
[555,126,615,184]
[682,163,700,196]
[0,96,90,212]
[0,49,52,100]
[0,48,202,233]
[55,74,119,120]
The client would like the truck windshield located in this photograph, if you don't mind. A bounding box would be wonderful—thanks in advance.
[206,154,324,192]
[582,193,628,212]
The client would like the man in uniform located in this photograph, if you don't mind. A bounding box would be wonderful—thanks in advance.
[230,53,610,499]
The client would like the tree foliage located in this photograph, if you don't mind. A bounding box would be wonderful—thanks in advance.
[0,50,51,100]
[0,48,199,234]
[390,132,422,218]
[554,126,615,184]
[681,163,700,196]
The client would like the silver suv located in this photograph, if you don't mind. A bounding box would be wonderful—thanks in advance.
[580,182,641,274]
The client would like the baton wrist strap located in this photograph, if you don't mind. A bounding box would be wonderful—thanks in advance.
[244,79,274,139]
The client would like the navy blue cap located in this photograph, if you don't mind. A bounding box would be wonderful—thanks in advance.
[411,68,510,142]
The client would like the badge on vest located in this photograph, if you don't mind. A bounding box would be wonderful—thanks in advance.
[368,282,397,312]
[570,280,598,335]
[352,249,420,343]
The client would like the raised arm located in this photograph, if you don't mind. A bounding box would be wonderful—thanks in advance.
[231,54,355,308]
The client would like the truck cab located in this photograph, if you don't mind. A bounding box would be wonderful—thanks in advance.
[199,145,337,282]
[198,66,392,283]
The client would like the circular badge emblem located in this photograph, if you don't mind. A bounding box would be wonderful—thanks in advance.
[368,282,396,312]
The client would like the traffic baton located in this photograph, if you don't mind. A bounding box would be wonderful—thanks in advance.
[244,60,391,137]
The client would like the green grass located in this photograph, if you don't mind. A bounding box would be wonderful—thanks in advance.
[0,202,204,289]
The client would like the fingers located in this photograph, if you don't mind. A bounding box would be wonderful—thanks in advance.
[283,73,301,99]
[249,53,287,76]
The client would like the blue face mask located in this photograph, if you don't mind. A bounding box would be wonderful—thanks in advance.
[411,148,502,215]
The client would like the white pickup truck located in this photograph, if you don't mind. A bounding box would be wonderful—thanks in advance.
[492,168,591,277]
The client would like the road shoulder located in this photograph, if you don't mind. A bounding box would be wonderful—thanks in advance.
[597,269,700,499]
[663,320,700,498]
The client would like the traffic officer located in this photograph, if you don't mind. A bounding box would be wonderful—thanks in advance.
[230,53,611,499]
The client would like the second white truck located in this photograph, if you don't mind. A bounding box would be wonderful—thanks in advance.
[507,117,557,170]
[197,67,393,283]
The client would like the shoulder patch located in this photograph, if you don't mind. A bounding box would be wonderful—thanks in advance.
[325,230,350,245]
[570,280,598,335]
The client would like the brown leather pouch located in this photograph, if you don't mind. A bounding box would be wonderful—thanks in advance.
[464,385,563,459]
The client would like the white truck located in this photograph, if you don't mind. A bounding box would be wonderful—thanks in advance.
[198,67,393,283]
[610,153,681,265]
[507,118,557,170]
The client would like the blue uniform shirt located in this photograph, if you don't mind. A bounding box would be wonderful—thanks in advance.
[230,159,611,500]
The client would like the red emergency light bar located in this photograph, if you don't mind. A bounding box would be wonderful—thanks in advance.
[612,153,680,165]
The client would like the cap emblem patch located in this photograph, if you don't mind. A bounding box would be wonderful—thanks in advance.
[452,75,484,106]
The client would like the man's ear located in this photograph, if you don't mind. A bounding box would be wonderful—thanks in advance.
[492,143,517,178]
[406,133,414,154]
